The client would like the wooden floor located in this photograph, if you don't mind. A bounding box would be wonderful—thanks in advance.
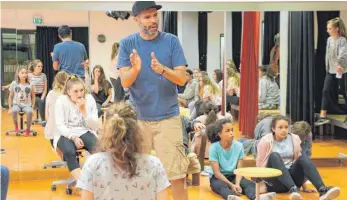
[1,109,347,200]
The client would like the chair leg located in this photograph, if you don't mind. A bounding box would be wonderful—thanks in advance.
[192,173,200,186]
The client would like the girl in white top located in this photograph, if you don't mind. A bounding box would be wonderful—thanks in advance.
[54,75,98,181]
[44,71,69,147]
[8,66,36,136]
[77,102,171,200]
[28,59,47,123]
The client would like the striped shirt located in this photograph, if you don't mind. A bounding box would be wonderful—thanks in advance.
[28,73,47,94]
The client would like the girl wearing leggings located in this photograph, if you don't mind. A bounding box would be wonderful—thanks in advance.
[8,66,35,137]
[54,75,98,180]
[257,115,340,200]
[316,17,347,125]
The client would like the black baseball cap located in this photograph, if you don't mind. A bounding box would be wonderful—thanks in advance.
[132,1,162,17]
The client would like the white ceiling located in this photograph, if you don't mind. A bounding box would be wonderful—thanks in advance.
[1,1,347,11]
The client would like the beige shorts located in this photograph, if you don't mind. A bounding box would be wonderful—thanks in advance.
[138,115,189,180]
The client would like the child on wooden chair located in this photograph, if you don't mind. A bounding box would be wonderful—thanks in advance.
[206,119,276,200]
[8,66,36,136]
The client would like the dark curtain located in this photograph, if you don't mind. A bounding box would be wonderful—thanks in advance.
[162,11,178,36]
[36,26,89,89]
[232,12,242,70]
[287,12,315,132]
[36,26,60,90]
[198,12,208,71]
[314,11,340,114]
[71,27,89,57]
[262,12,280,65]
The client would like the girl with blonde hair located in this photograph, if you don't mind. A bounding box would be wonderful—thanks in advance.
[316,17,347,125]
[44,71,69,146]
[54,75,98,180]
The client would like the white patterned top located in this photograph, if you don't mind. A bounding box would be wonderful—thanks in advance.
[77,152,170,200]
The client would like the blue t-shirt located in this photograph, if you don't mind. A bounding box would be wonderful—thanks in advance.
[53,41,88,77]
[209,140,245,177]
[117,32,188,120]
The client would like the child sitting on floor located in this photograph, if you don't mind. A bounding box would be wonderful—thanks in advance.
[206,119,276,200]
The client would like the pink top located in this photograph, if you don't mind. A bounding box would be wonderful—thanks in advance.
[256,133,302,167]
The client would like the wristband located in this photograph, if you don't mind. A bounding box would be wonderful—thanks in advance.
[161,66,166,75]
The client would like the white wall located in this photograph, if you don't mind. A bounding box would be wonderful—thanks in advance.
[177,12,199,69]
[207,11,224,76]
[88,11,139,81]
[1,9,88,29]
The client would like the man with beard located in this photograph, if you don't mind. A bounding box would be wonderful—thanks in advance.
[117,1,189,200]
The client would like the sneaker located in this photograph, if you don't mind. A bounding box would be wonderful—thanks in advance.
[42,121,46,127]
[289,186,302,200]
[319,186,340,200]
[260,192,276,200]
[227,195,242,200]
[315,117,330,126]
[25,129,30,137]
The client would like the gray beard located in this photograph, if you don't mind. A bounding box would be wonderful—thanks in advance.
[142,29,157,36]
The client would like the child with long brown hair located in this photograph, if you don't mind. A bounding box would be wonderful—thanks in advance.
[8,66,36,136]
[77,102,171,200]
[109,42,125,101]
[91,65,113,117]
[28,59,47,123]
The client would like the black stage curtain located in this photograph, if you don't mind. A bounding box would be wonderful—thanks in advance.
[198,12,208,71]
[35,26,60,90]
[36,26,89,89]
[162,11,178,36]
[71,27,89,56]
[232,12,242,70]
[287,11,315,133]
[262,12,280,65]
[314,11,340,114]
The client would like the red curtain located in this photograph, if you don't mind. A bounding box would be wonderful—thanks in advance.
[239,12,260,138]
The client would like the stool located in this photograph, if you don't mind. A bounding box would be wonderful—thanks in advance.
[6,112,37,136]
[31,108,42,125]
[50,149,85,195]
[234,167,282,200]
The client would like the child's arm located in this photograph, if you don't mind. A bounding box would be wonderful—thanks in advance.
[103,87,113,106]
[8,91,14,114]
[31,87,36,109]
[211,162,241,195]
[41,77,47,100]
[81,190,94,200]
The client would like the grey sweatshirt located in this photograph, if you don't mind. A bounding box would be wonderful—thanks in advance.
[326,36,347,74]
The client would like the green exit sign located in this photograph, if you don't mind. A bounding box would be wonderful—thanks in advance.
[33,17,43,25]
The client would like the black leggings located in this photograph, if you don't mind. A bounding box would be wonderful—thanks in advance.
[265,152,324,193]
[110,77,125,102]
[57,132,97,171]
[210,175,256,200]
[321,73,347,111]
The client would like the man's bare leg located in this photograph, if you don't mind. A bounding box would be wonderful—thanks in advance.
[171,178,188,200]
